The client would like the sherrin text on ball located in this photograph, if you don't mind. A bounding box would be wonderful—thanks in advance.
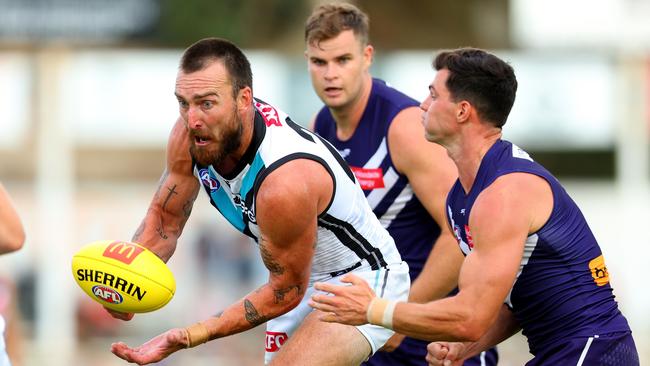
[71,240,176,313]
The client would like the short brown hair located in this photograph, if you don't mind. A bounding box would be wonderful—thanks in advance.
[304,2,369,47]
[180,37,253,98]
[434,48,517,128]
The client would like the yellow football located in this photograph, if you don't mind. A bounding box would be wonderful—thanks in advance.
[71,240,176,313]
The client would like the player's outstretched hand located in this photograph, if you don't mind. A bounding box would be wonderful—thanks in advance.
[425,341,465,366]
[104,306,134,321]
[309,273,376,326]
[111,328,188,365]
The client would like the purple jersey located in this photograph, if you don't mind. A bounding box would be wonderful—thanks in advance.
[314,79,438,281]
[315,79,498,366]
[446,139,634,358]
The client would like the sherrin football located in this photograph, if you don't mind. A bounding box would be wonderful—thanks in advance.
[72,240,176,313]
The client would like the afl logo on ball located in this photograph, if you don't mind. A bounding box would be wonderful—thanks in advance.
[92,285,123,304]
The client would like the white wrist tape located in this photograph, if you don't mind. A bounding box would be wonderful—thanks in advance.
[366,297,397,329]
[185,322,210,348]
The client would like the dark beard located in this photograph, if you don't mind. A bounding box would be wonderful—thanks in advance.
[190,118,243,167]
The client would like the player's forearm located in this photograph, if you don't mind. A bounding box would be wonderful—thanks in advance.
[131,207,182,262]
[134,170,198,262]
[457,305,520,360]
[390,298,488,342]
[132,179,198,262]
[187,282,305,346]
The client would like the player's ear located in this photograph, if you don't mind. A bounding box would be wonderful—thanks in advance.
[363,44,374,68]
[237,86,252,110]
[456,100,472,123]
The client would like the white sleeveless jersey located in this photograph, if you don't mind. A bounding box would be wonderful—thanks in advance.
[193,99,401,281]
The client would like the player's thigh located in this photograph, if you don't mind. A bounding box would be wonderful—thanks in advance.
[269,309,371,366]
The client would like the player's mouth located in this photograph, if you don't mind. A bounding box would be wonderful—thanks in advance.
[194,135,212,146]
[324,86,343,97]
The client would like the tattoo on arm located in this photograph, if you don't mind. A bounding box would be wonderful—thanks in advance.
[150,171,172,240]
[182,187,198,219]
[162,184,178,210]
[243,299,267,326]
[153,171,170,200]
[273,285,302,304]
[183,199,194,218]
[156,226,168,240]
[259,243,284,275]
[142,170,197,242]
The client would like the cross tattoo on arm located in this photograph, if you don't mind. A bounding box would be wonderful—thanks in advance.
[162,184,178,210]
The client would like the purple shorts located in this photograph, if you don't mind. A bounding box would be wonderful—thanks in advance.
[527,332,638,366]
[363,336,498,366]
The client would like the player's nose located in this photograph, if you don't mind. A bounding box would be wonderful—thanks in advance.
[324,64,338,80]
[187,107,203,129]
[419,97,430,111]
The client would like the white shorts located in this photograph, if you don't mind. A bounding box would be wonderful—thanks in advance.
[264,261,410,364]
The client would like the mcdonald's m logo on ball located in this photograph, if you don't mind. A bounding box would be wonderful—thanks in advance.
[103,241,145,265]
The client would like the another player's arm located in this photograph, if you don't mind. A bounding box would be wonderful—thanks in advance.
[185,159,329,343]
[387,173,551,341]
[133,118,200,262]
[426,304,521,365]
[388,106,462,302]
[0,182,25,254]
[460,304,521,357]
[312,173,551,342]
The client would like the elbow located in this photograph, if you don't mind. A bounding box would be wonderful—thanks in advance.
[453,323,483,342]
[284,287,307,312]
[16,230,26,250]
[272,285,306,317]
[268,296,302,320]
[284,296,303,313]
[451,317,490,342]
[1,229,25,254]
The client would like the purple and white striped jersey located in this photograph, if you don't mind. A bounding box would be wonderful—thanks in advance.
[314,78,440,282]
